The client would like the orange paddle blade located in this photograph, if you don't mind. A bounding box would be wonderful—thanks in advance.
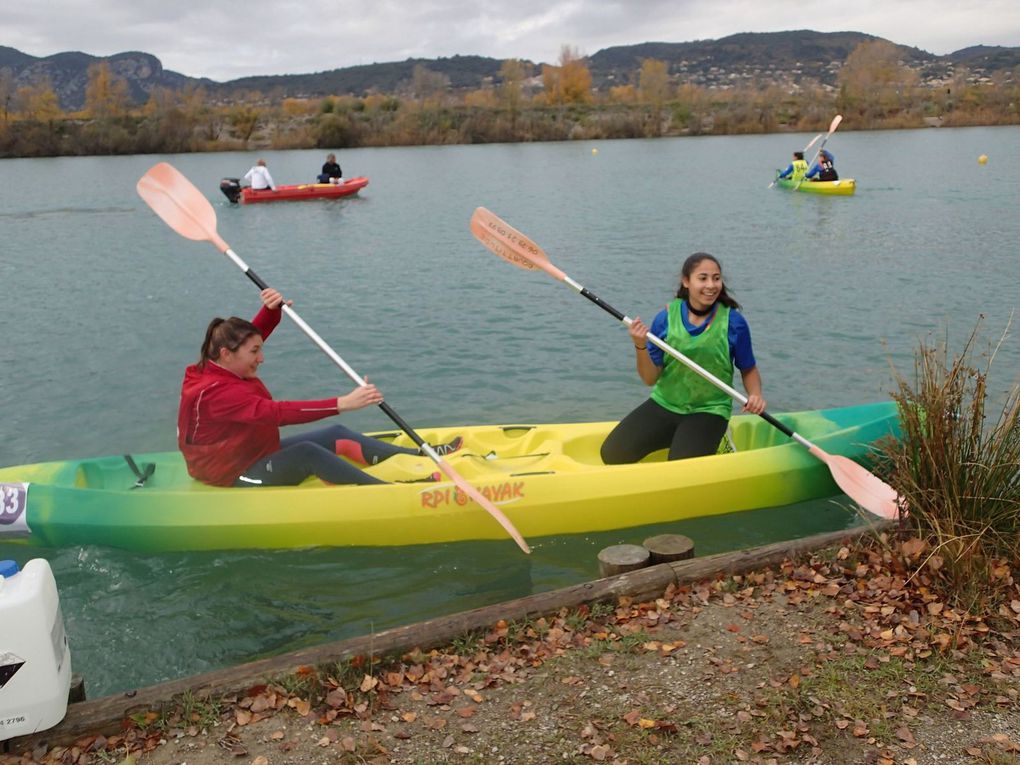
[436,459,530,554]
[471,207,564,278]
[137,163,227,251]
[810,447,903,520]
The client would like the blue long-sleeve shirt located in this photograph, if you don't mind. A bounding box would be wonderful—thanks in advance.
[645,301,757,371]
[805,151,836,179]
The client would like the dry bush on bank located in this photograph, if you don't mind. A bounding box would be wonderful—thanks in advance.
[879,318,1020,613]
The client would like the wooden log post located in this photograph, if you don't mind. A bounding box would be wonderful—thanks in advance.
[643,534,695,564]
[597,544,651,577]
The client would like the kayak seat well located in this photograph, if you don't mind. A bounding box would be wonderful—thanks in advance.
[72,455,193,490]
[74,456,150,490]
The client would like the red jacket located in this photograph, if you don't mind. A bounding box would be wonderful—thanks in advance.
[178,306,338,486]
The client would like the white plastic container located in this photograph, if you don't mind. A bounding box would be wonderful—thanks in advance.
[0,559,72,741]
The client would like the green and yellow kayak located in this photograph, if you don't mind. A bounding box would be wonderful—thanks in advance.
[0,402,898,552]
[774,176,856,195]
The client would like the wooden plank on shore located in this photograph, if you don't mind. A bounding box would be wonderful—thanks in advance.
[4,520,890,754]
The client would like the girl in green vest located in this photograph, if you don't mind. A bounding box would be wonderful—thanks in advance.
[777,150,808,181]
[601,253,765,464]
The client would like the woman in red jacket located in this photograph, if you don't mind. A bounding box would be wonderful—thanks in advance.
[178,288,459,487]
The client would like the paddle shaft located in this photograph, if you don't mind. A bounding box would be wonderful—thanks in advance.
[801,116,842,187]
[562,276,805,445]
[220,247,427,449]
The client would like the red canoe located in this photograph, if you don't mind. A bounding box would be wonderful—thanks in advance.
[219,177,369,204]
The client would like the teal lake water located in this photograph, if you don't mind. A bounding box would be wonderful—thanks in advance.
[2,127,1018,697]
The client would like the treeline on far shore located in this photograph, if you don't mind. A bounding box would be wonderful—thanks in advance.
[2,41,1018,159]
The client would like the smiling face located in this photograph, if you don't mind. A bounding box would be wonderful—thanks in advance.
[682,258,723,311]
[217,334,264,379]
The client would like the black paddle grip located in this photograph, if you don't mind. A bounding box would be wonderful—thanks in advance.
[759,411,794,438]
[379,402,426,448]
[580,288,626,321]
[244,268,270,291]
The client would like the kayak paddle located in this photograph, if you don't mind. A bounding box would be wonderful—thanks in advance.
[469,206,902,521]
[136,162,531,554]
[796,114,842,189]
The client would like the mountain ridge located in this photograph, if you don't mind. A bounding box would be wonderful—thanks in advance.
[2,31,1018,111]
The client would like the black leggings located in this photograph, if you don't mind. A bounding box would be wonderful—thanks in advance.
[235,424,418,487]
[601,398,729,464]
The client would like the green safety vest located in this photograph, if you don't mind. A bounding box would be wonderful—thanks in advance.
[791,158,808,182]
[650,300,733,420]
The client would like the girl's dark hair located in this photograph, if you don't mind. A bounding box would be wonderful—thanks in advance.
[198,316,262,366]
[675,252,741,310]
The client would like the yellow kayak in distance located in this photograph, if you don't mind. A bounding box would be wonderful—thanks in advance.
[0,402,898,553]
[774,175,856,195]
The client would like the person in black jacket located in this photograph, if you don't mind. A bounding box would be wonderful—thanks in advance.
[317,153,343,184]
[805,149,839,181]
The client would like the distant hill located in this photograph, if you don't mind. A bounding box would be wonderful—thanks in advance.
[1,31,1018,111]
[591,31,890,72]
[225,55,511,100]
[949,44,1020,67]
[0,45,215,110]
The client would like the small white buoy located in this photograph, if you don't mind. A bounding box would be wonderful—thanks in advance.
[591,148,598,155]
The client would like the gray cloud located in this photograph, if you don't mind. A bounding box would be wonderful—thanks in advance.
[4,0,1018,81]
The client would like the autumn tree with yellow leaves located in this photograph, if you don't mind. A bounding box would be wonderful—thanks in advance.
[84,62,131,119]
[837,40,920,125]
[16,79,61,122]
[542,46,592,106]
[638,59,671,135]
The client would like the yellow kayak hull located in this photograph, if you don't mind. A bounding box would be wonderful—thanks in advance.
[774,177,856,195]
[0,402,898,552]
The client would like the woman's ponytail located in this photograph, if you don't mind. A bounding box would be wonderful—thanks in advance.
[198,316,261,366]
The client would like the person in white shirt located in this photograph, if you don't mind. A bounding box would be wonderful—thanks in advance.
[243,159,276,191]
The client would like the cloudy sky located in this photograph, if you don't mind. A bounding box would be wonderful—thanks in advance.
[5,0,1019,82]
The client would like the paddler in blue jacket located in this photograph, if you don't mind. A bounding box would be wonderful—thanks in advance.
[805,149,839,181]
[600,253,765,464]
[777,151,808,182]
